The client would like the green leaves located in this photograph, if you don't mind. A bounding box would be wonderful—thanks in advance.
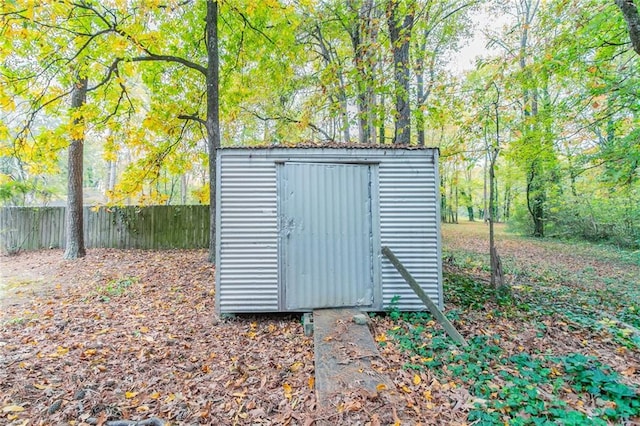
[424,222,640,423]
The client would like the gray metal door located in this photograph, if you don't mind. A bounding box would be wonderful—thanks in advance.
[281,162,374,310]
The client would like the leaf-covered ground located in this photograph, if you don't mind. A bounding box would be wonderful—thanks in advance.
[1,223,639,425]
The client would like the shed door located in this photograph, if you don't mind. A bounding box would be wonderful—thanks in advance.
[281,162,374,310]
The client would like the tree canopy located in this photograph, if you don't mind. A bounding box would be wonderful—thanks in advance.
[1,0,638,248]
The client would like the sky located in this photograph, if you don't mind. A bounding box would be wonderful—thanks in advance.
[448,10,511,74]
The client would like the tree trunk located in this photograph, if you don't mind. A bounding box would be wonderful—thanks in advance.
[349,0,377,144]
[337,74,351,143]
[517,0,545,238]
[387,0,414,145]
[567,154,578,197]
[490,245,504,289]
[63,76,88,260]
[464,168,475,221]
[493,174,499,222]
[489,153,504,289]
[415,30,426,146]
[415,26,437,147]
[526,161,545,237]
[615,0,640,55]
[379,89,386,144]
[454,185,459,223]
[181,174,188,204]
[483,149,488,222]
[502,183,511,220]
[440,176,447,221]
[489,85,505,289]
[206,0,220,263]
[107,159,117,194]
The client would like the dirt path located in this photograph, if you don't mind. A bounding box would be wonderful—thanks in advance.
[0,250,69,309]
[0,249,149,310]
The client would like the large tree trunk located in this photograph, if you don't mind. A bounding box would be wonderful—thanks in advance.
[349,0,378,144]
[387,0,414,145]
[206,0,220,263]
[616,0,640,55]
[63,76,88,260]
[415,26,432,147]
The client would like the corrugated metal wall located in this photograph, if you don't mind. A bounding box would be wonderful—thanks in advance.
[379,154,442,309]
[216,148,441,313]
[280,162,374,310]
[216,156,280,312]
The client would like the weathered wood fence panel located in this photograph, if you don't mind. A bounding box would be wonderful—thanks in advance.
[0,205,210,252]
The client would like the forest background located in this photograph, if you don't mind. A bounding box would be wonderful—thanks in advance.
[1,0,639,252]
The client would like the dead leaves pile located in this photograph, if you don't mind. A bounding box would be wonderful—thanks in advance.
[1,250,319,425]
[1,250,467,425]
[2,225,639,425]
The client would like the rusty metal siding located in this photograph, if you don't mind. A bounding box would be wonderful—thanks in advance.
[216,147,441,313]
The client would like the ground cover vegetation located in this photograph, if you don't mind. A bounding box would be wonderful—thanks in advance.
[1,222,638,424]
[381,223,640,424]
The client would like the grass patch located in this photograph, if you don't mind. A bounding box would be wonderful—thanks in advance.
[3,315,36,326]
[94,277,137,302]
[442,246,640,349]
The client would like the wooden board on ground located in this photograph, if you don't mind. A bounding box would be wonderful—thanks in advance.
[313,308,399,412]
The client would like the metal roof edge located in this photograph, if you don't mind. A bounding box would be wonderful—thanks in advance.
[218,143,439,151]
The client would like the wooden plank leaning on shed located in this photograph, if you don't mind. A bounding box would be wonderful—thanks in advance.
[381,246,468,347]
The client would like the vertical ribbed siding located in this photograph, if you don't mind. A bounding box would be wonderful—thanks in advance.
[216,147,441,313]
[217,156,279,312]
[282,162,373,310]
[379,155,440,309]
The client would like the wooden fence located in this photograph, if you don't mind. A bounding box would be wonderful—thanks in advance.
[0,205,210,252]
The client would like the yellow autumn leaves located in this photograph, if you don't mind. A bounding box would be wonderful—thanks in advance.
[2,405,26,424]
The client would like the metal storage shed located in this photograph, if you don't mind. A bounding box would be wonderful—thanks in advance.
[215,146,442,313]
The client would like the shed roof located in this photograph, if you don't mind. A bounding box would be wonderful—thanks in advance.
[218,143,438,151]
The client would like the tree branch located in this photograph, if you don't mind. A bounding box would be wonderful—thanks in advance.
[130,55,207,76]
[241,107,335,141]
[88,58,123,92]
[178,114,207,127]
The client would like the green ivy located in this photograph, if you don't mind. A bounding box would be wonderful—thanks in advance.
[387,316,640,424]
